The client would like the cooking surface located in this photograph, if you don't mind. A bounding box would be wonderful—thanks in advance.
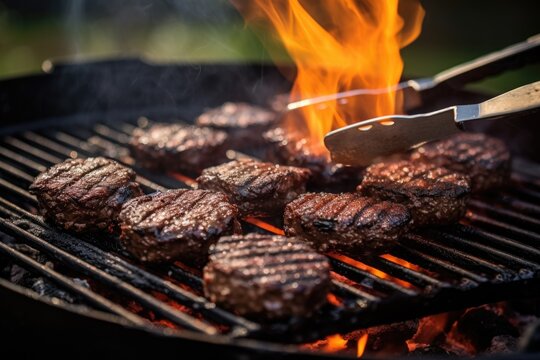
[0,63,539,359]
[1,112,539,344]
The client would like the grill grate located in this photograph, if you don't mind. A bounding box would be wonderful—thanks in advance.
[1,117,540,343]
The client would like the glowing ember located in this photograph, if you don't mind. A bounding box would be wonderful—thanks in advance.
[326,293,343,307]
[324,334,348,352]
[357,333,369,358]
[329,252,416,289]
[243,217,285,235]
[407,313,450,352]
[381,253,423,271]
[233,0,424,150]
[168,172,197,186]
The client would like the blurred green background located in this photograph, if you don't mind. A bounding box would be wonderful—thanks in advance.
[1,0,539,94]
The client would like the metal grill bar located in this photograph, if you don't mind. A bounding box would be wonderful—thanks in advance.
[402,234,516,278]
[428,229,540,271]
[493,193,540,216]
[0,159,36,182]
[330,278,380,302]
[0,216,218,335]
[12,128,384,308]
[1,120,540,342]
[466,212,540,242]
[2,133,381,312]
[391,245,488,284]
[0,238,148,326]
[453,225,540,261]
[469,199,540,229]
[0,197,259,335]
[328,255,419,297]
[362,256,449,289]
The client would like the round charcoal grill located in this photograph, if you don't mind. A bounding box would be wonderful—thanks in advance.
[0,60,539,358]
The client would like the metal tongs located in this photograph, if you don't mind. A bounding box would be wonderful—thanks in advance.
[289,34,540,113]
[324,81,540,166]
[284,34,540,166]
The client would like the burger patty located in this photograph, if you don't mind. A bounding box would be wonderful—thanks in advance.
[118,189,240,265]
[263,127,361,190]
[130,123,228,174]
[411,133,511,192]
[203,234,331,320]
[196,159,310,216]
[358,160,471,225]
[196,102,278,150]
[284,193,412,256]
[29,157,143,233]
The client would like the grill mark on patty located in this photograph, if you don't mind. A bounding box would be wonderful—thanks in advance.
[235,164,265,190]
[50,161,109,199]
[296,193,337,217]
[222,258,327,282]
[221,245,312,260]
[349,198,377,226]
[213,238,283,253]
[34,160,78,185]
[30,157,143,233]
[232,264,327,279]
[138,190,210,230]
[356,203,385,227]
[72,164,121,202]
[121,192,183,226]
[126,191,185,227]
[203,234,330,319]
[162,192,235,237]
[313,193,355,221]
[244,272,324,285]
[230,257,327,271]
[287,193,318,209]
[409,168,435,182]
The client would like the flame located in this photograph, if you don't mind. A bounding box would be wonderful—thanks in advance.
[324,334,349,352]
[357,333,369,358]
[233,0,424,150]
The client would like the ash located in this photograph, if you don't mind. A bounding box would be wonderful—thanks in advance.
[0,233,88,304]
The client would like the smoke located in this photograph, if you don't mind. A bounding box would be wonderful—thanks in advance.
[65,0,84,58]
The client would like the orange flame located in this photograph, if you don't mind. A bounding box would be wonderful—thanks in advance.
[233,0,424,150]
[324,334,348,352]
[357,333,369,358]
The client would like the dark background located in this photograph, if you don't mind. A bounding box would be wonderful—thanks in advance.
[0,0,539,93]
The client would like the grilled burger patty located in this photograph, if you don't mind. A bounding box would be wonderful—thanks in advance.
[29,157,143,233]
[358,160,471,225]
[284,193,411,256]
[196,102,277,150]
[130,123,228,174]
[196,159,311,216]
[118,189,240,265]
[411,133,511,192]
[263,127,361,190]
[203,234,331,320]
